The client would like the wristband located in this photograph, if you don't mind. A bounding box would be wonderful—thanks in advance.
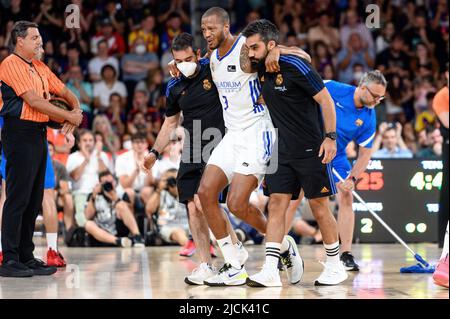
[149,148,160,158]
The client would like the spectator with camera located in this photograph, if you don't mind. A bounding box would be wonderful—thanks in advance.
[66,130,113,226]
[84,171,145,247]
[372,122,414,158]
[146,169,189,246]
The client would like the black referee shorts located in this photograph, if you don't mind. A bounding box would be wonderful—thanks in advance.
[177,162,228,204]
[264,155,337,200]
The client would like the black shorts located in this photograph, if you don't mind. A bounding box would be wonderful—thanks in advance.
[177,162,228,204]
[263,155,337,200]
[87,219,129,247]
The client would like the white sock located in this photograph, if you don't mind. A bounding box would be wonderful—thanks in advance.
[46,233,58,251]
[265,242,281,271]
[281,236,290,253]
[323,241,340,265]
[441,222,449,260]
[0,231,2,251]
[217,235,240,269]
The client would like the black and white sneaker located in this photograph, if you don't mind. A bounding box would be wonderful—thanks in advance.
[280,235,304,284]
[132,234,145,248]
[340,251,360,271]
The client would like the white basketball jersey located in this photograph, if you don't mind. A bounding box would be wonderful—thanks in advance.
[210,35,267,131]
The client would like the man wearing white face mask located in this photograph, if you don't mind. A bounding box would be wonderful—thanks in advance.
[142,33,246,285]
[121,38,159,92]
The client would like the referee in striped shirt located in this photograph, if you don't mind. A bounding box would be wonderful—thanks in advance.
[0,21,82,277]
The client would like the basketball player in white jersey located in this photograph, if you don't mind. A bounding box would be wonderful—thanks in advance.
[196,7,305,286]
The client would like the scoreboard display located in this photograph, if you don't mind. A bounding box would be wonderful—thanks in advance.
[353,159,442,243]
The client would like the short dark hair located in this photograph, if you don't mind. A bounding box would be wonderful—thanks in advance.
[171,32,196,52]
[101,64,116,77]
[99,170,113,180]
[166,168,178,175]
[67,43,80,51]
[242,19,279,44]
[109,92,122,101]
[11,21,39,47]
[202,7,230,24]
[131,132,147,142]
[77,129,94,141]
[168,12,182,20]
[97,39,108,48]
[426,91,436,101]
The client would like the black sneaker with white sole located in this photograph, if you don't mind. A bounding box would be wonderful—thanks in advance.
[340,251,359,271]
[132,234,145,247]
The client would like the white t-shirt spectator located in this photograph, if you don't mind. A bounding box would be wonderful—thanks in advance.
[66,150,113,194]
[115,150,148,194]
[93,80,127,109]
[151,157,180,180]
[372,147,413,159]
[88,56,120,80]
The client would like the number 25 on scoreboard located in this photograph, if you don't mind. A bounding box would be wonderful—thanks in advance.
[356,172,384,191]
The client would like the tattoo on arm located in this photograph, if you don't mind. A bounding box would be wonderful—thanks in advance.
[240,44,257,73]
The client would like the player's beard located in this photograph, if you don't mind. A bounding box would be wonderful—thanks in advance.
[250,58,264,70]
[250,48,268,70]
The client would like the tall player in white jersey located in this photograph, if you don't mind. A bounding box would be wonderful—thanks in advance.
[197,7,305,286]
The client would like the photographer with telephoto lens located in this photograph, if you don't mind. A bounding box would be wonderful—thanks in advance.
[84,171,145,247]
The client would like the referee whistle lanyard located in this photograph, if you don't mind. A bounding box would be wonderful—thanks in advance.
[13,52,48,99]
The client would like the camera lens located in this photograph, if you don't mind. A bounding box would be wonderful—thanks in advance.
[102,182,113,192]
[166,177,177,188]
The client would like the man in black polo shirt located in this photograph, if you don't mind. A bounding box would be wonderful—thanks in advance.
[243,19,348,287]
[142,33,247,285]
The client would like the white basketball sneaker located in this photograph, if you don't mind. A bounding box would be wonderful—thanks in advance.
[236,242,249,266]
[185,263,216,285]
[314,261,348,286]
[246,264,282,287]
[204,263,248,286]
[280,235,304,284]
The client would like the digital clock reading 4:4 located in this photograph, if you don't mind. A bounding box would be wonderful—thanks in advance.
[356,172,384,191]
[410,172,442,191]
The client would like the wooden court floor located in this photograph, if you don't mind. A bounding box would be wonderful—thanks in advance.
[0,243,447,299]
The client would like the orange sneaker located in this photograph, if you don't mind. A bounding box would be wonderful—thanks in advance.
[46,248,67,267]
[433,255,449,288]
[179,240,196,257]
